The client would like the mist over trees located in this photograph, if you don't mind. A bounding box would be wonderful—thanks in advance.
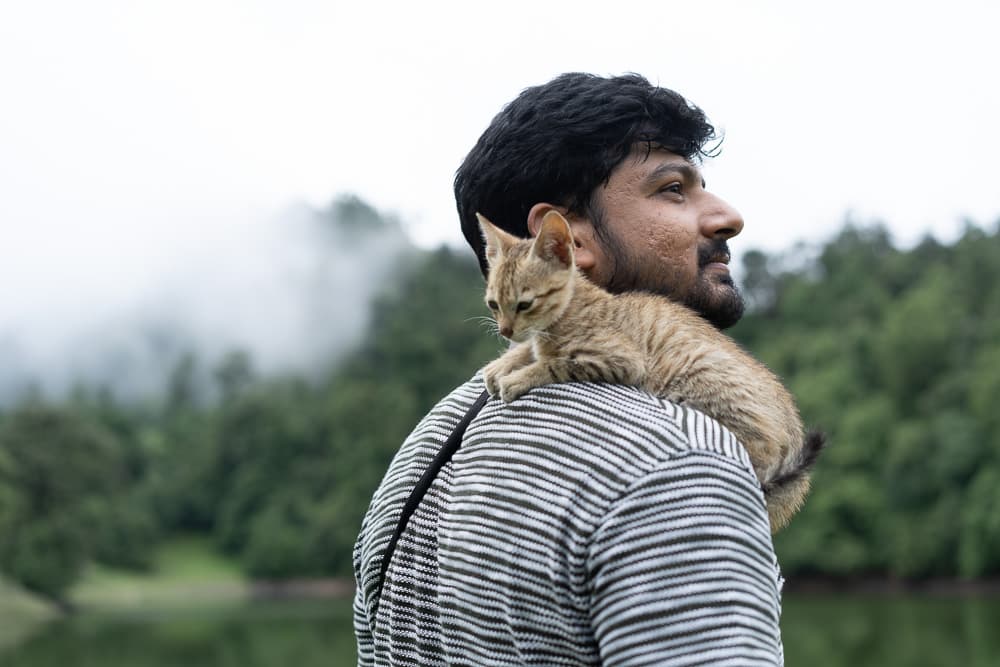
[1,196,999,603]
[0,195,414,406]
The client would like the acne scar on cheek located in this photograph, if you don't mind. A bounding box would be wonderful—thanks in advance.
[647,224,687,255]
[646,224,697,288]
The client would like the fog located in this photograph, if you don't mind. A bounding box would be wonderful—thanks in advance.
[0,197,412,404]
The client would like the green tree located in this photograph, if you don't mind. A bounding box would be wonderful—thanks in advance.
[740,219,1000,579]
[0,405,154,605]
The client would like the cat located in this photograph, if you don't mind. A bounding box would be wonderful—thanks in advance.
[477,210,825,532]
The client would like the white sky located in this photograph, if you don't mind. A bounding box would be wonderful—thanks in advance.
[1,0,999,387]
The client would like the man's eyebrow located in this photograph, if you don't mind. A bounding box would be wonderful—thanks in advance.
[644,161,706,189]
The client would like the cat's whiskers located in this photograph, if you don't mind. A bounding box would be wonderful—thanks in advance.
[466,315,501,335]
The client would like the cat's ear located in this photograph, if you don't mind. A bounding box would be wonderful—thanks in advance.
[477,213,517,266]
[532,210,574,268]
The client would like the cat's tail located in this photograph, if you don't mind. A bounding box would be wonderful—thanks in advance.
[762,429,827,532]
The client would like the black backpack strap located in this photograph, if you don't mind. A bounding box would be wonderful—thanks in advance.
[373,389,490,617]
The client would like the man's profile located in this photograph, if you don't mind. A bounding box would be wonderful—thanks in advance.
[353,72,785,666]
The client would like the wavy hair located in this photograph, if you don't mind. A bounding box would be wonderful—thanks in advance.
[455,72,719,276]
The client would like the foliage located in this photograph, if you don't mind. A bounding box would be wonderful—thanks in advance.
[0,404,156,603]
[733,220,1000,578]
[2,197,998,594]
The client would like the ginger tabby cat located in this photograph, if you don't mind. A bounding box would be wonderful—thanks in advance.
[478,210,824,532]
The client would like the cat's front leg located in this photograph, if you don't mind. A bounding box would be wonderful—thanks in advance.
[543,352,646,386]
[483,344,534,397]
[497,361,553,402]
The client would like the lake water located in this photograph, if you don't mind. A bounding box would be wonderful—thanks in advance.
[2,594,999,666]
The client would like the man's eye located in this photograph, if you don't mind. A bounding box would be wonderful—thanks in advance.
[661,182,683,195]
[516,299,534,312]
[487,300,499,311]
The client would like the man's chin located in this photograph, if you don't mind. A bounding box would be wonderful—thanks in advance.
[686,283,745,330]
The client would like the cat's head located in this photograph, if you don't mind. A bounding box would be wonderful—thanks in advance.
[477,210,576,342]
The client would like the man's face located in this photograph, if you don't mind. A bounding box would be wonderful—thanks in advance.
[580,148,746,329]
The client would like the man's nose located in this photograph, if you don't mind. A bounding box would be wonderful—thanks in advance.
[701,194,744,240]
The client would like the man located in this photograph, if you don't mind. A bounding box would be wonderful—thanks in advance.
[354,73,783,666]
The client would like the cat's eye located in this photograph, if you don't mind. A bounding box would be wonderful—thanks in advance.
[487,300,499,311]
[516,299,534,312]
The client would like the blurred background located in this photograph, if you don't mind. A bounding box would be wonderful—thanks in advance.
[2,1,999,665]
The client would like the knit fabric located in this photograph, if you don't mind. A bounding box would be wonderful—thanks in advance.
[354,375,784,666]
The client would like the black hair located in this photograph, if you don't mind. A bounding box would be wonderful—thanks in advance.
[454,72,718,276]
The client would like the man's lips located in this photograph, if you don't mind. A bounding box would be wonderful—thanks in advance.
[701,254,731,271]
[698,241,732,271]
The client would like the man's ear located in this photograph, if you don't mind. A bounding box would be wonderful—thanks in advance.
[526,203,597,271]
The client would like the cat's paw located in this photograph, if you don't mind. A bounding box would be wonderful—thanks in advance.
[498,375,530,402]
[497,365,546,402]
[482,359,508,397]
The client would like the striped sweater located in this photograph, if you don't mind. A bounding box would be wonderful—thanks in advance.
[353,375,784,666]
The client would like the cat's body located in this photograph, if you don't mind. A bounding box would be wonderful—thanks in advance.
[479,211,824,532]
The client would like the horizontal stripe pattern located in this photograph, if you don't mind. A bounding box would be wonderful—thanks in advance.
[354,376,783,666]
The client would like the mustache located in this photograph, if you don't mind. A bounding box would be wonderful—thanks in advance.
[698,240,732,267]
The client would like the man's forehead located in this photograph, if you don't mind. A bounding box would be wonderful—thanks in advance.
[631,148,698,171]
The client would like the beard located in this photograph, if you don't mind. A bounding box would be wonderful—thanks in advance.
[679,267,745,329]
[598,231,745,330]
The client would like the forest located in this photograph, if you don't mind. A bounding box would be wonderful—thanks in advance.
[2,196,999,607]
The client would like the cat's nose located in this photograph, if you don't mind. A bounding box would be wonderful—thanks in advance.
[500,325,513,338]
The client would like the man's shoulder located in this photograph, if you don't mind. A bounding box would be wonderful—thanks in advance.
[446,377,756,476]
[408,375,488,439]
